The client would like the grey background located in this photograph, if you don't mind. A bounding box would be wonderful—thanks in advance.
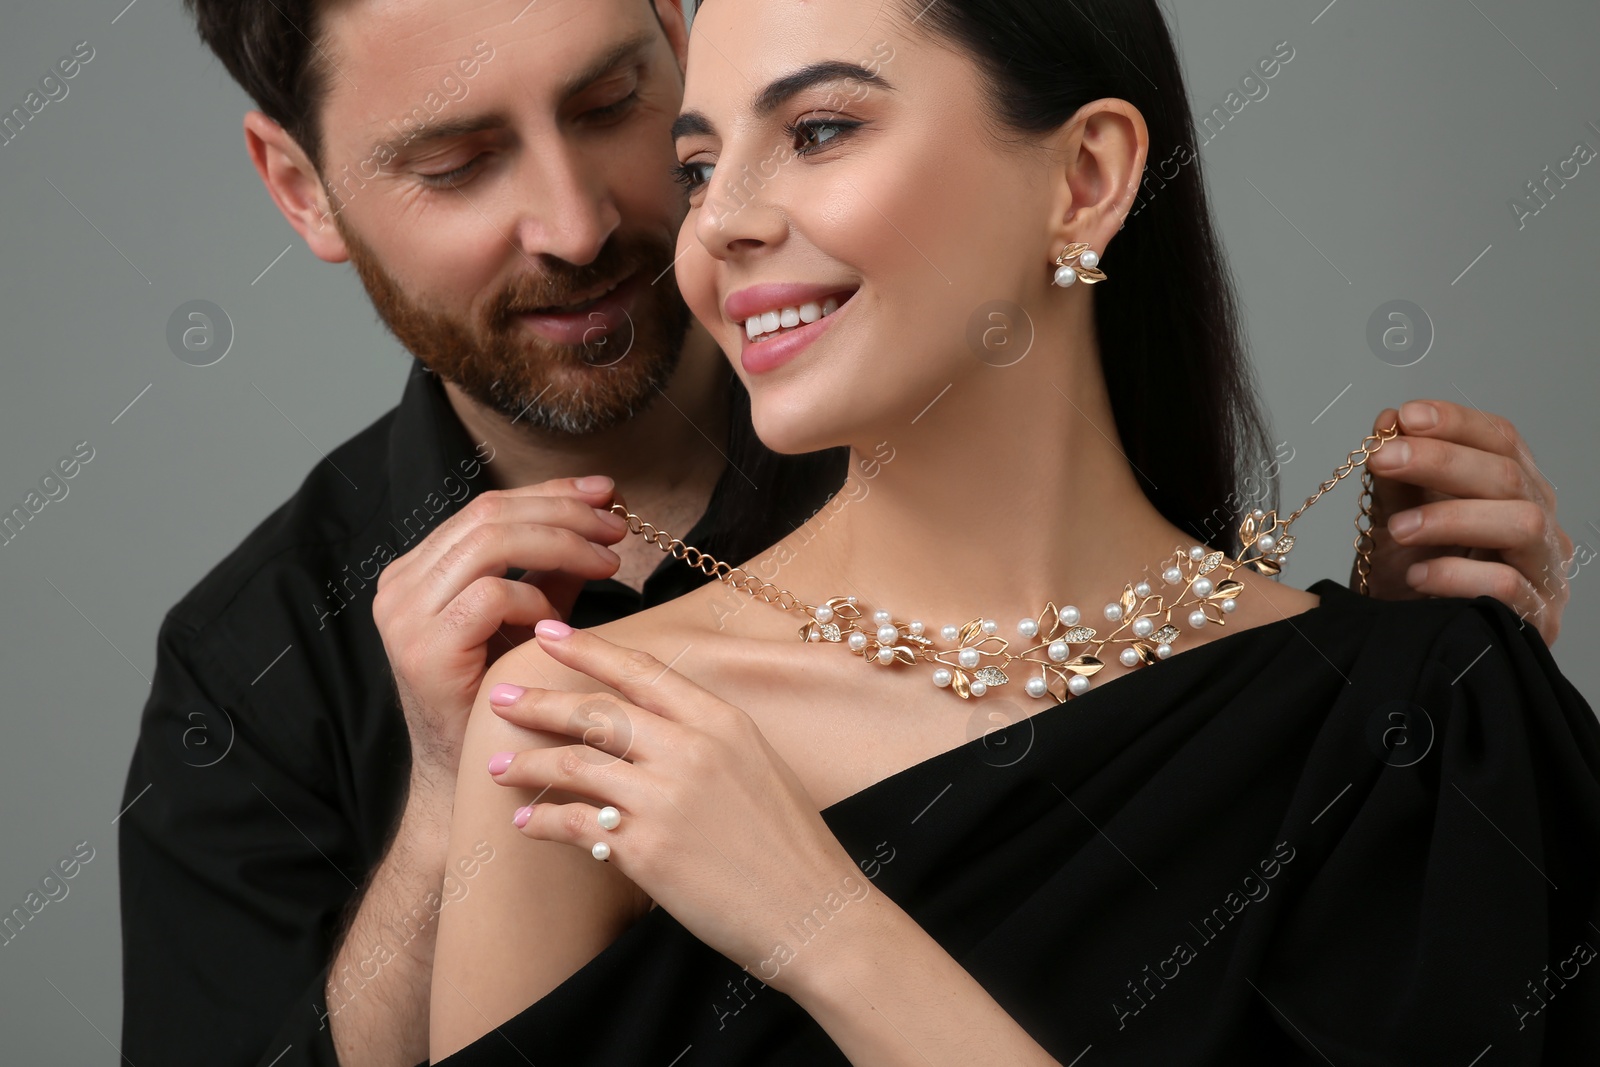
[1,0,1596,1059]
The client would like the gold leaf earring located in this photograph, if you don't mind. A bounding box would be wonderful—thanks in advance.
[1052,243,1107,288]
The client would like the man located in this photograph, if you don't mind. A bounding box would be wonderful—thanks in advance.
[119,0,1575,1064]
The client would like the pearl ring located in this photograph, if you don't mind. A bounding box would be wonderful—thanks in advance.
[592,806,622,861]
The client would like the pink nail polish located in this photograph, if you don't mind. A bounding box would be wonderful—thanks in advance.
[535,619,573,640]
[487,752,514,775]
[489,683,525,706]
[513,805,532,828]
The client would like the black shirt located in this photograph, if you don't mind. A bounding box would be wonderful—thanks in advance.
[116,357,846,1066]
[431,579,1600,1065]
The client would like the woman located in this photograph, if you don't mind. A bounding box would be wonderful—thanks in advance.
[427,0,1600,1062]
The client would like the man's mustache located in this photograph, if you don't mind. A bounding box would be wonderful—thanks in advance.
[490,244,663,319]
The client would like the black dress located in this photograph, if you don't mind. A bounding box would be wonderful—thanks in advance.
[430,578,1600,1065]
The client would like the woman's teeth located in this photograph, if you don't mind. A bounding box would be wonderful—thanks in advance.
[745,296,841,342]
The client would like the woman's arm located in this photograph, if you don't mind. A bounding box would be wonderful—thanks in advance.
[427,645,649,1062]
[487,621,1069,1066]
[769,885,1064,1066]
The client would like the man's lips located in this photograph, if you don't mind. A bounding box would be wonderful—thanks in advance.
[523,271,633,315]
[514,270,643,347]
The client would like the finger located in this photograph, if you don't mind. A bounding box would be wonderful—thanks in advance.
[488,684,652,762]
[1388,399,1528,461]
[1404,556,1550,635]
[531,621,712,723]
[513,800,628,863]
[416,523,622,616]
[1386,498,1554,580]
[1365,433,1530,503]
[432,575,563,654]
[1389,497,1559,567]
[384,480,626,586]
[514,567,590,624]
[1386,401,1553,503]
[489,744,642,808]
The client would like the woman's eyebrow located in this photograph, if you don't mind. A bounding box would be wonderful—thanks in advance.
[671,60,896,141]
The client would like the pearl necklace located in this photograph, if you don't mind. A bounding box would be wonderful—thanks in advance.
[799,532,1261,701]
[609,424,1398,705]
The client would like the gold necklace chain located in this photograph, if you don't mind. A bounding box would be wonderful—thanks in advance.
[610,422,1399,704]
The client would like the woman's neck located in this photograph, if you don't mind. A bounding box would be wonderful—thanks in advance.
[768,333,1206,631]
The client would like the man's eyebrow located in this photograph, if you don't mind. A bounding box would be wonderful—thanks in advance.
[671,60,895,141]
[372,32,659,159]
[375,114,507,160]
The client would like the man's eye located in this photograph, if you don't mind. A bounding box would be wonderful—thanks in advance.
[418,156,481,189]
[587,89,641,122]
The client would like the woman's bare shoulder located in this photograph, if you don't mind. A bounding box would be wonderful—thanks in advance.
[586,581,755,657]
[482,582,742,696]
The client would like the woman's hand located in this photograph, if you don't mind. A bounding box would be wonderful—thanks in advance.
[483,619,865,992]
[1359,399,1574,644]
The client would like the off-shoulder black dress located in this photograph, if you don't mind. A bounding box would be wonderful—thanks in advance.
[430,578,1600,1065]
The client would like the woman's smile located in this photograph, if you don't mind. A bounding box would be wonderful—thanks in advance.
[725,281,860,374]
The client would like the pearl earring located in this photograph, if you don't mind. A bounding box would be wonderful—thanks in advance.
[1052,243,1107,288]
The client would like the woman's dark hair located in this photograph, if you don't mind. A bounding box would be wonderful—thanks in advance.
[891,0,1277,558]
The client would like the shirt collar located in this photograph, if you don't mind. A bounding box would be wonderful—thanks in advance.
[386,357,493,538]
[383,356,731,607]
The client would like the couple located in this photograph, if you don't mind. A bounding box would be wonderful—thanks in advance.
[119,0,1597,1065]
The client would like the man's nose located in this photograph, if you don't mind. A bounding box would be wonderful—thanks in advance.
[511,142,622,267]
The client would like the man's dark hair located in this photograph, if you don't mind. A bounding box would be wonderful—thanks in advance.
[182,0,335,169]
[182,0,671,172]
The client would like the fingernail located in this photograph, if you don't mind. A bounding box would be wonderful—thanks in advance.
[1388,509,1422,538]
[535,619,573,640]
[576,475,613,493]
[488,752,514,775]
[489,683,525,706]
[1372,440,1411,467]
[592,543,621,566]
[1400,401,1438,430]
[594,506,627,530]
[1406,562,1429,586]
[513,805,532,828]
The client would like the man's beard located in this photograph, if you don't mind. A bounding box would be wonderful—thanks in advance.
[337,217,693,436]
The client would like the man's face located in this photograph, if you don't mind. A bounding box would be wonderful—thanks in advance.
[314,0,694,435]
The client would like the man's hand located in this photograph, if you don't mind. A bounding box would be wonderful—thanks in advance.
[372,476,628,794]
[1357,400,1573,644]
[325,476,626,1066]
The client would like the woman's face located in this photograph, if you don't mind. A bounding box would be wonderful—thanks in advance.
[672,0,1065,455]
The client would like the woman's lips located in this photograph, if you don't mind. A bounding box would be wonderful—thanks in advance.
[515,271,643,347]
[737,291,855,376]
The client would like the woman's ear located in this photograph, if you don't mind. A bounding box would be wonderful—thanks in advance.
[1045,98,1149,257]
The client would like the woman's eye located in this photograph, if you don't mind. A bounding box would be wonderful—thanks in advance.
[787,118,859,154]
[418,156,481,189]
[672,161,716,192]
